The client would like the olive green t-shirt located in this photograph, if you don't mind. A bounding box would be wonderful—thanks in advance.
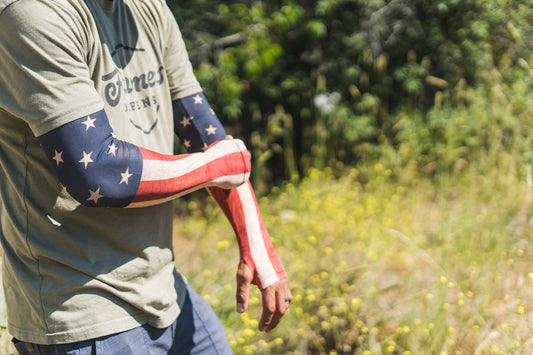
[0,0,202,344]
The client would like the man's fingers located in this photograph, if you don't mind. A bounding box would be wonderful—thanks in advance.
[258,278,291,332]
[236,259,253,313]
[283,279,293,311]
[259,286,276,332]
[236,264,292,332]
[236,283,249,313]
[277,288,289,314]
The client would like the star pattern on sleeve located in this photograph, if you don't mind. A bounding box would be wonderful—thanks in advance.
[193,94,203,105]
[79,151,94,169]
[173,92,227,152]
[82,115,96,131]
[52,150,64,166]
[87,187,104,204]
[39,110,144,208]
[120,168,133,184]
[205,125,217,135]
[108,143,118,156]
[180,116,193,127]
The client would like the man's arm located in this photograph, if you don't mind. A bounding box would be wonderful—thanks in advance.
[173,92,291,332]
[38,109,250,208]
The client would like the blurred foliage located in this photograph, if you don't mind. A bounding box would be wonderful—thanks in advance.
[168,0,533,192]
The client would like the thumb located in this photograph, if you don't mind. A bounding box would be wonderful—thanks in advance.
[236,259,253,313]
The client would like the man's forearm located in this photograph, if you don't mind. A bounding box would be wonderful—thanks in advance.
[209,183,287,289]
[173,92,287,289]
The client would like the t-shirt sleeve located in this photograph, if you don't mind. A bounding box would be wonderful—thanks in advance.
[159,2,202,100]
[0,1,104,137]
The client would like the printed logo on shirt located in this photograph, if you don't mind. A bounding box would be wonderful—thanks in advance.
[102,67,165,107]
[101,66,166,134]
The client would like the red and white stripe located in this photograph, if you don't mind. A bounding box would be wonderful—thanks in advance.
[128,140,250,208]
[209,182,287,290]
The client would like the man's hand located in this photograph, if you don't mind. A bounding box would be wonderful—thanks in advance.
[236,259,292,332]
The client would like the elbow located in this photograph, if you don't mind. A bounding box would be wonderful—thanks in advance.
[61,174,108,207]
[59,165,138,208]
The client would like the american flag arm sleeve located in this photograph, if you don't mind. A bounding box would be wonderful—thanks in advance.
[172,92,287,290]
[37,109,251,208]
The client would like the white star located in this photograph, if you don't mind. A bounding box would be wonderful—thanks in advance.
[52,150,64,166]
[209,108,215,115]
[180,116,193,127]
[82,115,96,131]
[193,94,203,105]
[205,125,217,135]
[120,168,133,184]
[202,143,208,151]
[79,151,94,169]
[183,140,191,149]
[108,143,118,156]
[87,187,104,204]
[111,132,117,139]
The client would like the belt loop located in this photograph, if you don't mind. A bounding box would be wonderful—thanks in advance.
[25,343,37,353]
[12,339,39,355]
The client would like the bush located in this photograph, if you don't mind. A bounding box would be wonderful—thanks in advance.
[168,0,533,188]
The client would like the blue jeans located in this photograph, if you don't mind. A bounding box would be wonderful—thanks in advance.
[13,284,233,355]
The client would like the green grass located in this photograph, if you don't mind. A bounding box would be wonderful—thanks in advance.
[173,164,533,355]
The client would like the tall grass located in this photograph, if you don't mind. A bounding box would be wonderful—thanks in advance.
[174,163,533,354]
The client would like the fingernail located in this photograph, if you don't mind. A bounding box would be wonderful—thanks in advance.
[237,303,245,313]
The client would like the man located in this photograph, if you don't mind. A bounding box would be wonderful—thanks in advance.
[0,0,291,353]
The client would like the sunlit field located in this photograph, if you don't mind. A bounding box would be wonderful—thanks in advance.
[172,163,533,355]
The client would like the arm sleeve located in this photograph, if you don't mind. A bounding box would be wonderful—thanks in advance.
[173,93,287,290]
[38,109,250,208]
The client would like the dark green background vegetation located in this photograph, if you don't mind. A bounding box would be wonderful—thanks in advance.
[168,0,533,191]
